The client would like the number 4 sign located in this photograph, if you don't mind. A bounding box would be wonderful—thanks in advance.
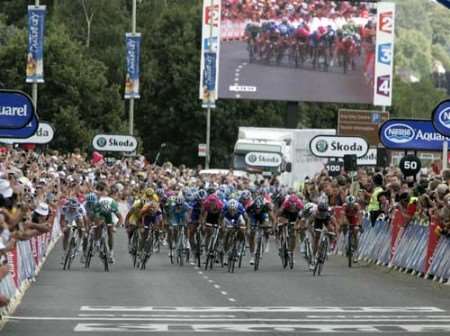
[377,75,391,97]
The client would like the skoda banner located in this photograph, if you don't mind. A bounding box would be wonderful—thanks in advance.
[373,2,395,106]
[124,33,141,99]
[0,90,35,129]
[432,99,450,137]
[379,119,450,151]
[26,5,46,83]
[0,122,53,144]
[199,0,221,107]
[245,152,282,168]
[0,113,39,139]
[309,135,369,158]
[93,134,138,153]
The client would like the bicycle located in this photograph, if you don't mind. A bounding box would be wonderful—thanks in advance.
[137,226,156,270]
[63,222,83,271]
[313,227,336,276]
[175,223,190,266]
[302,228,314,270]
[226,225,245,273]
[346,225,360,268]
[204,223,223,271]
[253,224,267,271]
[278,221,295,270]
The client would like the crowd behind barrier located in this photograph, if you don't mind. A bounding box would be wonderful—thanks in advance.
[0,208,62,317]
[334,210,450,283]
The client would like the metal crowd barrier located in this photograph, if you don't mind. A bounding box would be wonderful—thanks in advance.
[350,210,450,283]
[0,210,62,315]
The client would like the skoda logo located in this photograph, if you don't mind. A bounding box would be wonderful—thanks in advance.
[96,137,107,148]
[247,153,257,163]
[438,107,450,129]
[315,140,328,153]
[384,123,415,144]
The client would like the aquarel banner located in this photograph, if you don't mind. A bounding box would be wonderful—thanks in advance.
[124,33,141,99]
[26,6,46,83]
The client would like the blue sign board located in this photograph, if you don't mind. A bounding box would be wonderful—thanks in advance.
[0,113,39,139]
[0,90,35,129]
[379,119,449,151]
[432,99,450,137]
[203,52,217,92]
[437,1,450,9]
[26,6,46,83]
[124,33,141,99]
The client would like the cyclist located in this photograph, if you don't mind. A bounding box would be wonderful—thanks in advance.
[125,198,145,253]
[221,199,246,263]
[299,202,318,270]
[165,195,191,259]
[201,192,224,254]
[60,197,86,264]
[247,196,271,265]
[95,183,123,263]
[277,193,303,264]
[187,190,205,255]
[342,195,363,263]
[139,200,162,254]
[312,201,337,258]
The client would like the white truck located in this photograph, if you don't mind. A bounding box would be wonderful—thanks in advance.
[233,127,336,186]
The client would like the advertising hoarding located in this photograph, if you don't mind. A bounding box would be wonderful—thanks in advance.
[199,0,221,106]
[338,109,389,146]
[124,33,141,99]
[93,134,138,152]
[310,135,369,158]
[379,119,450,151]
[218,1,395,105]
[26,6,46,83]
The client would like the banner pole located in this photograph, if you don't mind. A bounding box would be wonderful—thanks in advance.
[32,0,40,111]
[205,0,214,169]
[443,141,448,172]
[129,0,137,136]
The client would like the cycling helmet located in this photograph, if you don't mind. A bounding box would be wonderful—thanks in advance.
[85,192,98,204]
[175,196,184,206]
[241,190,251,200]
[99,199,111,213]
[254,196,265,209]
[317,201,328,213]
[228,199,239,211]
[156,188,165,198]
[144,188,155,199]
[303,202,316,217]
[217,191,227,201]
[184,190,195,202]
[66,198,80,209]
[197,189,207,200]
[207,186,216,195]
[345,195,356,205]
[167,195,177,206]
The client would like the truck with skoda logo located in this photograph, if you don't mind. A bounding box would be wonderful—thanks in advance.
[233,127,335,186]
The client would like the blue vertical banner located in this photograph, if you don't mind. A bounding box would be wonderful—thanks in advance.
[124,33,141,99]
[26,6,46,83]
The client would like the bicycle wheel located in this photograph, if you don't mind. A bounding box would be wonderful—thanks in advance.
[228,234,237,273]
[238,238,245,269]
[101,237,110,272]
[131,230,139,268]
[85,237,93,269]
[347,229,353,268]
[254,232,262,271]
[141,231,154,270]
[279,237,287,269]
[168,228,174,265]
[63,235,76,270]
[289,251,294,270]
[177,231,184,267]
[195,230,202,268]
[205,232,215,271]
[305,237,313,267]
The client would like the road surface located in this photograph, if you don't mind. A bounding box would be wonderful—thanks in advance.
[218,41,373,103]
[2,230,450,335]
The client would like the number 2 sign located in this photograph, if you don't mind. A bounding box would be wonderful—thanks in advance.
[379,12,393,34]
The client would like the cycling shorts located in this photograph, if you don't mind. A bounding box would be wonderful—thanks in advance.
[281,210,299,223]
[205,211,220,225]
[249,212,269,227]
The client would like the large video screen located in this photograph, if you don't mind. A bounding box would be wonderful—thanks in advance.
[218,0,392,104]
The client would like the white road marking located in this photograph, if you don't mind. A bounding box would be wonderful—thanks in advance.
[234,77,239,82]
[208,280,214,283]
[307,315,450,319]
[202,276,208,280]
[228,298,236,303]
[9,317,450,322]
[220,291,228,296]
[80,306,446,313]
[78,314,237,318]
[73,323,450,333]
[213,284,221,289]
[235,94,241,98]
[229,85,257,92]
[197,271,203,275]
